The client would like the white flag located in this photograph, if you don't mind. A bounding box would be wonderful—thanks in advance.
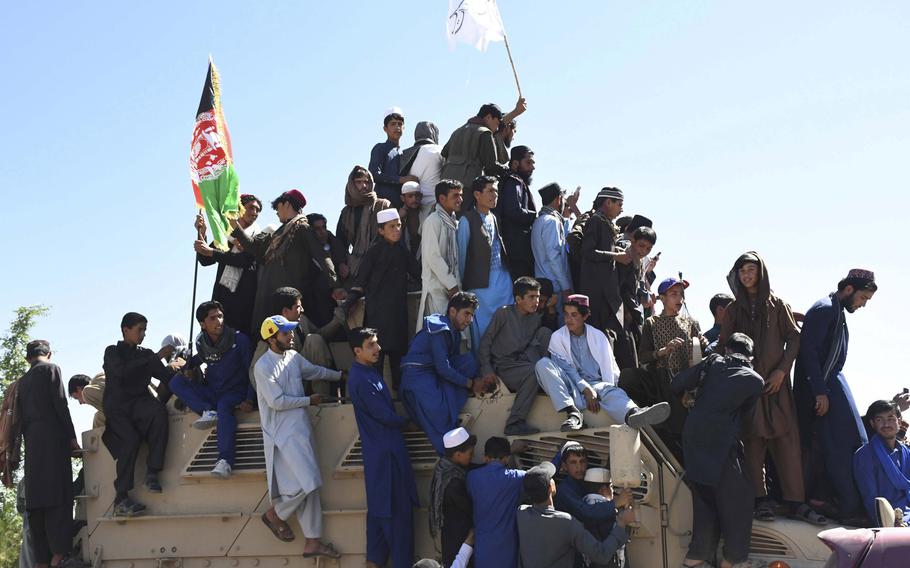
[447,0,506,52]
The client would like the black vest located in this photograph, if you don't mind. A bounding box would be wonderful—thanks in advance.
[461,208,509,290]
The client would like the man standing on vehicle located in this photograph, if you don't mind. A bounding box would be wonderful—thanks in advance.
[671,333,764,568]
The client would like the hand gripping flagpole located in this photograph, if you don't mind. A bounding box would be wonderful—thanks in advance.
[188,210,205,357]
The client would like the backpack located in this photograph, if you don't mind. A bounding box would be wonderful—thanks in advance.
[0,378,23,488]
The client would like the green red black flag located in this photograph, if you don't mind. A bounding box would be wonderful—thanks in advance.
[190,57,239,250]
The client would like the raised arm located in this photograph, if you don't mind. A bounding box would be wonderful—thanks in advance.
[254,368,311,411]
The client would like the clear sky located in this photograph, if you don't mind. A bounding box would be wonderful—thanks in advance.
[2,2,907,434]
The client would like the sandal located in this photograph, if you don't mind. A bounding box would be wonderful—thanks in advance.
[790,504,828,526]
[753,501,776,522]
[261,512,295,542]
[303,542,341,559]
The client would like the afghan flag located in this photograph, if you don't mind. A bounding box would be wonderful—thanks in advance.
[190,57,239,251]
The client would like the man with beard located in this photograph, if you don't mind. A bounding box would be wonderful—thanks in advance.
[254,315,341,559]
[579,188,637,369]
[17,340,78,568]
[400,121,445,221]
[369,108,418,208]
[854,400,910,527]
[398,181,423,275]
[194,194,262,334]
[306,212,349,326]
[417,180,464,328]
[249,287,344,395]
[717,252,823,524]
[230,189,338,337]
[795,269,877,523]
[400,293,488,455]
[457,176,513,353]
[169,301,254,479]
[336,166,391,286]
[495,145,537,279]
[441,103,510,213]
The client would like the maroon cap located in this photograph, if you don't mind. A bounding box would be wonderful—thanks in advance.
[280,189,306,209]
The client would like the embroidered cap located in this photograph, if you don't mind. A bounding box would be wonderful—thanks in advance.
[846,268,875,282]
[376,209,400,225]
[260,315,297,341]
[566,294,590,307]
[657,278,689,295]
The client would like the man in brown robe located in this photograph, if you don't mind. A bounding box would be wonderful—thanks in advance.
[718,252,825,525]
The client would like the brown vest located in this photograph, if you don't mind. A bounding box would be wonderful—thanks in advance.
[461,208,509,291]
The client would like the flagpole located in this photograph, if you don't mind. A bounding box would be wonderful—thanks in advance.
[493,0,522,98]
[502,33,522,98]
[188,209,204,356]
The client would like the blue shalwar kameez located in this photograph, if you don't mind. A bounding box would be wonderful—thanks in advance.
[794,294,868,514]
[466,462,526,568]
[401,315,478,454]
[457,211,514,354]
[349,361,418,568]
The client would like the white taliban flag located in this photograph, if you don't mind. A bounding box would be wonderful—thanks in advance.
[447,0,506,52]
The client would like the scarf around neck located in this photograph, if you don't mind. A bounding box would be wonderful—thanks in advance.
[342,167,385,276]
[429,457,466,539]
[820,292,847,386]
[263,214,308,264]
[435,203,459,278]
[872,435,910,502]
[195,326,236,365]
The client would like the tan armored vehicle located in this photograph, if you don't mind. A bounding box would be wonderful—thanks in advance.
[76,333,834,568]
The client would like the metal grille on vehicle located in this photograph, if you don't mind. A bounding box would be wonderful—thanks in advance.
[512,432,650,501]
[336,430,439,474]
[749,529,794,557]
[184,425,266,475]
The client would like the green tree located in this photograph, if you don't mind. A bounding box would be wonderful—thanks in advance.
[0,305,49,568]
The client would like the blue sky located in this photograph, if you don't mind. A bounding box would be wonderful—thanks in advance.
[2,2,907,433]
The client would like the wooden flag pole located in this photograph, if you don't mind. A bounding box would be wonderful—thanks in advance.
[502,33,522,98]
[492,0,522,98]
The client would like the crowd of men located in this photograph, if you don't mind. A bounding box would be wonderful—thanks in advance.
[10,100,903,568]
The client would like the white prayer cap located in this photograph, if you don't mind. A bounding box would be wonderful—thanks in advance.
[401,181,421,194]
[443,427,475,449]
[584,467,612,484]
[376,208,400,225]
[383,106,403,121]
[160,333,187,349]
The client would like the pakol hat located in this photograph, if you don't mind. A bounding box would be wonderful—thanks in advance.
[260,315,296,341]
[538,183,565,205]
[522,461,557,503]
[376,209,400,224]
[584,467,612,484]
[401,181,421,194]
[657,278,689,295]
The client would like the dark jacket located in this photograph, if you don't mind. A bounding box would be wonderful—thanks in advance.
[17,361,76,509]
[197,244,257,335]
[354,240,420,352]
[234,215,337,337]
[460,208,509,291]
[495,172,536,276]
[441,117,508,213]
[517,504,628,568]
[580,212,622,325]
[670,355,764,486]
